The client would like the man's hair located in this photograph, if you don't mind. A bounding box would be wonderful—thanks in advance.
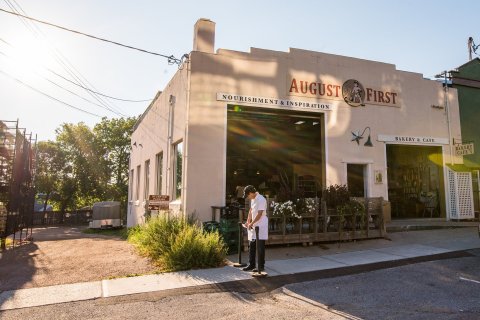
[243,185,257,198]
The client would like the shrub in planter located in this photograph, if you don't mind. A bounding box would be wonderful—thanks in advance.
[336,199,366,230]
[322,184,350,209]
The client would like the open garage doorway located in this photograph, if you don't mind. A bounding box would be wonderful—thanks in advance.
[225,105,325,206]
[387,145,445,219]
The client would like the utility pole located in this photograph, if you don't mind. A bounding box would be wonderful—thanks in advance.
[468,37,473,61]
[444,71,454,165]
[436,71,454,165]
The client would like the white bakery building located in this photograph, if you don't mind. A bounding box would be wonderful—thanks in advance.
[127,18,474,227]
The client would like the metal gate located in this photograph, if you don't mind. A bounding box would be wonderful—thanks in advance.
[447,168,475,219]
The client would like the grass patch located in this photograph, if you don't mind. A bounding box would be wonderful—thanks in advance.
[83,227,128,239]
[0,237,14,249]
[127,215,227,271]
[1,237,13,247]
[107,273,144,280]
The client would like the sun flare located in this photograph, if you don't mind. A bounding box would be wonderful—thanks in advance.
[2,34,53,78]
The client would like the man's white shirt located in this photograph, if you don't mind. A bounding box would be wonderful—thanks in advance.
[247,192,268,240]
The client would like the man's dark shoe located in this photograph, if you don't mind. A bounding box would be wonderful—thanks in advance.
[252,267,264,272]
[242,265,255,271]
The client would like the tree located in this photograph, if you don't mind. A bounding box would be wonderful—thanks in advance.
[93,117,137,204]
[35,117,137,213]
[55,122,108,209]
[35,141,67,211]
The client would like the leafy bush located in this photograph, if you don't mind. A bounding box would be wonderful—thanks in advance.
[272,200,296,217]
[127,215,227,271]
[322,184,350,208]
[272,198,318,218]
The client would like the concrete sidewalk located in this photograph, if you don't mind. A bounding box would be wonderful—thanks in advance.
[1,223,479,311]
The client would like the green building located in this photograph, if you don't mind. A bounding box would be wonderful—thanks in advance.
[451,58,480,215]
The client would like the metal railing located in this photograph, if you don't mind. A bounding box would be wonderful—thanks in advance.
[32,210,92,226]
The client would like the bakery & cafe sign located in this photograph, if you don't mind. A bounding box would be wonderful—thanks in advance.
[287,77,399,107]
[455,143,474,156]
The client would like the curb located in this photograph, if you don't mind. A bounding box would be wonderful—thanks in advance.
[0,248,478,311]
[387,225,478,233]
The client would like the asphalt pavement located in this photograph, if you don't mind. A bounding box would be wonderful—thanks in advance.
[1,219,479,311]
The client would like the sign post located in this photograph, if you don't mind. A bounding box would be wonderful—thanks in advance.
[148,195,170,211]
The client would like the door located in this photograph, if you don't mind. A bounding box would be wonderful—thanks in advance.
[347,164,367,197]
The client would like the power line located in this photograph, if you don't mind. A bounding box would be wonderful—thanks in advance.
[0,36,151,103]
[49,69,153,102]
[2,0,127,116]
[0,69,102,118]
[0,7,186,65]
[0,50,122,116]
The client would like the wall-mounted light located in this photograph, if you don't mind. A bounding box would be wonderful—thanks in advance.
[169,94,176,106]
[132,142,143,148]
[351,126,374,147]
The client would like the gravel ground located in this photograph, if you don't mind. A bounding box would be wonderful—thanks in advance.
[0,226,157,292]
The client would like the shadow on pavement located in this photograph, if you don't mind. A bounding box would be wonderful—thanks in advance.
[0,241,38,296]
[29,226,125,242]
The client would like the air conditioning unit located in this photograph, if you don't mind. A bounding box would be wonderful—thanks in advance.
[89,201,122,229]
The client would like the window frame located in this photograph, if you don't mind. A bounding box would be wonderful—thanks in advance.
[155,152,163,195]
[135,165,141,200]
[172,140,183,200]
[144,159,150,200]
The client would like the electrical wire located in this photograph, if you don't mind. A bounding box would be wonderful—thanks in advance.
[0,69,102,118]
[48,69,153,102]
[0,7,184,64]
[0,39,152,103]
[4,0,127,117]
[0,50,129,114]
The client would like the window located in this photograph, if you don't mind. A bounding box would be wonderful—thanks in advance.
[129,169,134,200]
[136,165,141,200]
[144,160,150,200]
[155,152,163,194]
[173,141,183,199]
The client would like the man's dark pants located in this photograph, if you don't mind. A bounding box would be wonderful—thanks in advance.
[248,239,265,270]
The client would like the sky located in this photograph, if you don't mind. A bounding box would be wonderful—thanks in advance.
[1,0,479,141]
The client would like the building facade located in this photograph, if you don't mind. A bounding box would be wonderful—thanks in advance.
[128,19,464,226]
[451,58,480,215]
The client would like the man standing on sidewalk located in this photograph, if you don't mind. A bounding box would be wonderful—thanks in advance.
[242,185,268,272]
